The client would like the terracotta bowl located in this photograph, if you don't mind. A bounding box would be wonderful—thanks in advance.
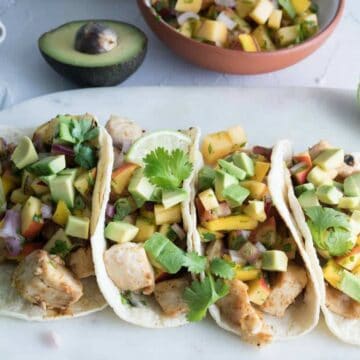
[138,0,345,74]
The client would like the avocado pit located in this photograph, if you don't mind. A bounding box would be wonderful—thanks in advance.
[75,22,118,55]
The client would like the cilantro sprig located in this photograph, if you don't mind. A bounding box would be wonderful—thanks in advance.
[143,148,193,190]
[49,240,72,258]
[305,206,354,257]
[58,116,99,169]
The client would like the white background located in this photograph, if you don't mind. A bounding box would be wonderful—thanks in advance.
[0,0,359,108]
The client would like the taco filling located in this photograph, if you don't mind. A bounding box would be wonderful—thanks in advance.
[189,126,310,346]
[289,141,360,318]
[0,114,101,313]
[102,117,201,317]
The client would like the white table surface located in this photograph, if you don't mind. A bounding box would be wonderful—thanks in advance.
[0,0,359,109]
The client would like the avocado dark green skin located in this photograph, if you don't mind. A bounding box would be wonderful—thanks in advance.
[39,47,147,87]
[38,21,148,87]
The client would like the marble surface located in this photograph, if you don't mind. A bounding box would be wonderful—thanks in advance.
[0,0,359,108]
[0,86,359,360]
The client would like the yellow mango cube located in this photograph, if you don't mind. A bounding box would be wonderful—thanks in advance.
[204,215,258,232]
[323,259,343,289]
[254,161,270,182]
[291,0,311,14]
[234,265,261,281]
[201,131,233,164]
[195,19,228,47]
[175,0,202,13]
[240,180,268,200]
[249,0,274,25]
[227,125,247,150]
[268,9,283,30]
[238,34,259,52]
[52,200,71,226]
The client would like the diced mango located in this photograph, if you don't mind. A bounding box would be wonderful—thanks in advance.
[134,217,156,243]
[204,215,258,232]
[249,0,274,25]
[201,131,233,165]
[111,163,138,195]
[197,226,224,242]
[154,204,182,225]
[238,34,259,52]
[52,200,71,226]
[253,161,270,182]
[234,265,261,281]
[10,189,29,204]
[227,126,247,150]
[268,9,282,30]
[74,168,96,197]
[323,259,344,289]
[336,246,360,271]
[291,0,311,14]
[195,19,228,47]
[175,0,202,13]
[1,173,18,196]
[198,188,219,211]
[248,277,271,305]
[240,180,268,200]
[236,0,257,18]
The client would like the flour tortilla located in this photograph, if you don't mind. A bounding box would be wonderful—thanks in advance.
[191,143,320,341]
[91,122,201,328]
[0,116,112,321]
[275,139,360,346]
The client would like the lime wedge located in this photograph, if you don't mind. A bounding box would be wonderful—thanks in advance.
[126,130,192,165]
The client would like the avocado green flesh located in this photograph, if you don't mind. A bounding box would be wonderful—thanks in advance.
[39,20,146,68]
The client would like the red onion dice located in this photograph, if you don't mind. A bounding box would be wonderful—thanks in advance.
[41,204,53,219]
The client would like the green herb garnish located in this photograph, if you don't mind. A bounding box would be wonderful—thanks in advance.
[50,240,71,258]
[210,258,236,280]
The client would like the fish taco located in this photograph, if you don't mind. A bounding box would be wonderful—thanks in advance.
[275,139,360,345]
[0,114,112,320]
[189,126,320,346]
[91,116,201,327]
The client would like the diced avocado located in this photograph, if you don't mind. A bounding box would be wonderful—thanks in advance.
[339,270,360,302]
[154,204,182,225]
[295,183,315,196]
[128,169,155,207]
[162,189,188,209]
[59,168,78,181]
[223,184,250,207]
[74,168,95,197]
[65,215,89,239]
[39,174,56,185]
[11,136,39,169]
[333,181,344,192]
[307,166,333,187]
[49,174,75,208]
[58,117,76,143]
[150,187,162,203]
[336,246,360,271]
[338,197,360,210]
[275,25,299,47]
[316,185,343,205]
[313,148,344,170]
[344,173,360,197]
[144,232,185,274]
[43,228,72,258]
[252,25,275,51]
[244,200,266,222]
[233,152,254,177]
[323,259,344,288]
[298,190,320,209]
[350,210,360,236]
[218,159,246,180]
[29,155,66,176]
[21,170,36,195]
[134,217,156,242]
[104,221,138,243]
[198,166,216,192]
[261,250,288,272]
[215,170,238,201]
[198,188,219,211]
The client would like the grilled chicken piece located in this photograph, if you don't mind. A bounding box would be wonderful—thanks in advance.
[308,140,332,159]
[326,283,360,319]
[261,264,307,317]
[104,243,155,295]
[12,250,83,310]
[217,280,273,346]
[154,277,189,316]
[336,154,360,179]
[105,116,143,150]
[68,246,94,279]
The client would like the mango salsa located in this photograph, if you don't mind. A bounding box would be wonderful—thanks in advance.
[234,265,261,281]
[52,200,71,226]
[204,215,258,232]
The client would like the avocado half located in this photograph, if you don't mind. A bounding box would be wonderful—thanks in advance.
[38,20,147,87]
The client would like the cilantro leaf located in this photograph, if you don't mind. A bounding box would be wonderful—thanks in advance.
[201,232,216,243]
[183,251,207,274]
[113,198,132,221]
[305,206,353,257]
[50,240,71,258]
[74,144,97,169]
[210,258,235,280]
[143,148,193,190]
[183,274,229,322]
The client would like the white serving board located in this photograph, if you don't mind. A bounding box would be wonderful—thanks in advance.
[0,87,359,360]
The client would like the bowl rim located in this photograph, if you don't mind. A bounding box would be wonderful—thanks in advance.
[138,0,345,57]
